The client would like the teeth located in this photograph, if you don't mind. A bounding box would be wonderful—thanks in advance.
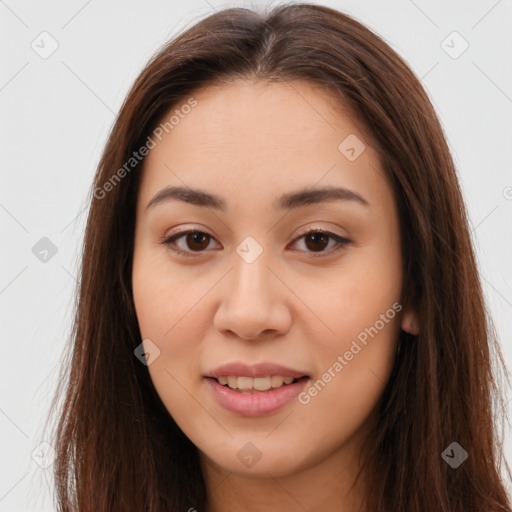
[216,375,298,391]
[238,377,253,390]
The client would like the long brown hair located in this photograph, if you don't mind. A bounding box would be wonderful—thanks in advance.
[46,3,512,511]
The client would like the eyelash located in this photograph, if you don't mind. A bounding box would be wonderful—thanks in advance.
[160,228,351,259]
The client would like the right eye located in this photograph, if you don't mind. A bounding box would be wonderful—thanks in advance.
[161,230,221,257]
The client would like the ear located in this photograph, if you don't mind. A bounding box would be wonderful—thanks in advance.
[401,307,420,335]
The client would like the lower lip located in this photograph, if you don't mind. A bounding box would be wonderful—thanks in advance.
[205,377,310,417]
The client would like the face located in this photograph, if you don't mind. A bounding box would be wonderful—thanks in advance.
[132,79,415,482]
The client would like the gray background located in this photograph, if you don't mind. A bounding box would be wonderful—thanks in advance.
[1,0,511,509]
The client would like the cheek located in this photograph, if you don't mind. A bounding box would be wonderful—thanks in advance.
[294,303,400,457]
[132,257,211,431]
[312,243,402,346]
[297,240,402,417]
[132,242,202,340]
[131,248,214,391]
[133,276,205,360]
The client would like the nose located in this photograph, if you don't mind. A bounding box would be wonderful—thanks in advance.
[213,252,292,341]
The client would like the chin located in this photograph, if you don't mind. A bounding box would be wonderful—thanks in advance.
[200,438,314,479]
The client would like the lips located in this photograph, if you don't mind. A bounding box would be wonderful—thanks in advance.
[204,361,311,416]
[206,361,309,379]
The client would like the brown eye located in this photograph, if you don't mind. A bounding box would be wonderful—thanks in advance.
[291,229,351,257]
[303,232,330,252]
[184,232,211,251]
[162,230,219,257]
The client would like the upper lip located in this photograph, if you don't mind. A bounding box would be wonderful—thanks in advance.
[206,362,310,379]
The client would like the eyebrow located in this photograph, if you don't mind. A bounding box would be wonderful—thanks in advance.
[146,185,369,211]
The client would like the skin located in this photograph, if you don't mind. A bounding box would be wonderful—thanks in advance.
[132,79,419,511]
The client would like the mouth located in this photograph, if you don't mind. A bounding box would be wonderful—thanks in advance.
[206,375,309,393]
[204,362,311,416]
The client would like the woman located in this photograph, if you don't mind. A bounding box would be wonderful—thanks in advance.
[47,3,512,511]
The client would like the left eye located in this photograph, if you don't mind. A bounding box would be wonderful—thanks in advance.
[161,229,351,258]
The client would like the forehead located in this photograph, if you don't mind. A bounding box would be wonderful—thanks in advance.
[138,79,389,212]
[160,79,362,157]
